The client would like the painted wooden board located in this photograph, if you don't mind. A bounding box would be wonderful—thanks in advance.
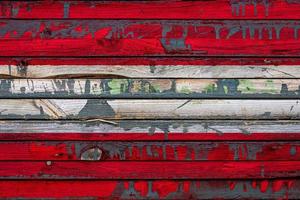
[0,99,300,120]
[1,78,300,98]
[1,0,300,19]
[2,64,300,78]
[3,57,300,66]
[0,179,298,199]
[1,20,300,56]
[1,141,300,161]
[2,120,300,141]
[0,161,299,179]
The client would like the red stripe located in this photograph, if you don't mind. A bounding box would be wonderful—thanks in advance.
[0,20,299,57]
[0,141,298,161]
[0,180,297,199]
[1,0,300,19]
[0,161,299,179]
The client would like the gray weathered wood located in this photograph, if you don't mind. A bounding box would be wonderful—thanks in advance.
[1,120,300,141]
[1,65,300,78]
[0,99,299,119]
[1,120,300,134]
[1,78,300,98]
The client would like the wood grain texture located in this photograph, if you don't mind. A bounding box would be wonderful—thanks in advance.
[1,78,300,98]
[2,57,300,66]
[1,20,300,56]
[2,64,300,78]
[1,141,300,161]
[0,161,299,179]
[0,179,298,199]
[0,99,300,120]
[1,120,300,141]
[1,0,300,19]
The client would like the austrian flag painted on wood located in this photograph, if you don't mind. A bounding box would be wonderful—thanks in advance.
[0,0,300,199]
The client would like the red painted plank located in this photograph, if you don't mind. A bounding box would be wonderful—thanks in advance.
[0,161,299,179]
[1,0,300,19]
[1,20,300,57]
[0,141,299,161]
[1,132,300,141]
[0,180,298,199]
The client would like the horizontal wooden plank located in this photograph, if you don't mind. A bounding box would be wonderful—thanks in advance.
[1,78,300,98]
[2,64,300,79]
[1,0,300,20]
[0,179,298,199]
[1,179,299,199]
[1,20,300,56]
[0,99,300,120]
[1,141,300,161]
[0,161,299,179]
[2,57,300,66]
[2,120,300,141]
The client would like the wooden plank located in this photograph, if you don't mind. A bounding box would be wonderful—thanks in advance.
[2,64,300,79]
[1,20,300,56]
[2,0,300,20]
[2,57,300,66]
[1,141,300,161]
[0,99,300,120]
[1,120,300,141]
[0,161,299,179]
[0,179,298,199]
[0,179,299,199]
[1,78,300,98]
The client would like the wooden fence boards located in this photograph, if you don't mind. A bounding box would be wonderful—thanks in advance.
[0,0,299,199]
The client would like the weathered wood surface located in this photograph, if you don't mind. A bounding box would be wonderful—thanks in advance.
[1,141,300,161]
[0,161,300,179]
[2,57,300,65]
[2,64,300,78]
[1,120,300,141]
[2,0,300,19]
[1,179,299,199]
[2,20,300,56]
[1,78,300,98]
[0,99,300,119]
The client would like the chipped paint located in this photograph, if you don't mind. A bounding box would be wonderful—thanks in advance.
[1,78,300,98]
